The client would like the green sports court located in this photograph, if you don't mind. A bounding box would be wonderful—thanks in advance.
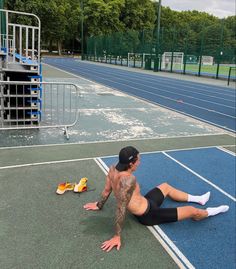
[0,2,236,269]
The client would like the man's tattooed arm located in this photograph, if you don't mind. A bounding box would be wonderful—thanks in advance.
[114,175,136,236]
[97,191,111,210]
[97,173,112,210]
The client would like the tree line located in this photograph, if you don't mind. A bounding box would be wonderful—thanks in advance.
[4,0,236,56]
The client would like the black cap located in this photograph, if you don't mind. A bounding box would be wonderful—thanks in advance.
[115,146,139,172]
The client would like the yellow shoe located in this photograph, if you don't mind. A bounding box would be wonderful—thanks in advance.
[74,177,88,193]
[56,182,75,195]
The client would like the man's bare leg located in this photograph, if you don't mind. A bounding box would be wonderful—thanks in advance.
[177,205,229,221]
[157,183,229,220]
[177,206,208,221]
[158,182,210,205]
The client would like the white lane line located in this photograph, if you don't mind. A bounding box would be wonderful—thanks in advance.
[60,64,236,119]
[94,158,110,173]
[217,146,236,157]
[141,144,236,156]
[70,58,235,96]
[148,226,189,269]
[43,61,236,132]
[70,61,236,99]
[61,62,235,109]
[95,157,193,269]
[42,61,235,133]
[153,225,195,269]
[46,58,235,97]
[76,63,235,105]
[163,152,236,202]
[94,158,108,175]
[80,60,235,95]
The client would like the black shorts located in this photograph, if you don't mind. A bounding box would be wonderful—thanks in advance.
[135,187,178,225]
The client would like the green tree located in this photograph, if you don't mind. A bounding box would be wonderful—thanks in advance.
[83,0,125,36]
[6,0,80,54]
[33,0,80,54]
[120,0,156,30]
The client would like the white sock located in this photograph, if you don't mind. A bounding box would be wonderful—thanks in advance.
[206,205,229,217]
[187,191,211,205]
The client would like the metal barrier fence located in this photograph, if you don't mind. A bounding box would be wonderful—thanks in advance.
[86,25,236,81]
[0,81,80,139]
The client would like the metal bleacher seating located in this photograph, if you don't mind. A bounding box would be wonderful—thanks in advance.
[0,8,42,127]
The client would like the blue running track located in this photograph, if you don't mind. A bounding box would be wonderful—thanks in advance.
[101,147,236,269]
[43,58,236,132]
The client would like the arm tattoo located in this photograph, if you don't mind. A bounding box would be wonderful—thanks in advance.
[114,175,136,236]
[97,191,111,210]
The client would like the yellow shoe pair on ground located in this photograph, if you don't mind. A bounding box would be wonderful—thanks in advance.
[56,177,88,195]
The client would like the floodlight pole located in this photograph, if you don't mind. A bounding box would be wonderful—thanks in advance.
[154,0,162,72]
[80,0,84,60]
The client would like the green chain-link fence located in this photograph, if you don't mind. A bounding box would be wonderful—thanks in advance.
[86,23,236,81]
[0,1,6,37]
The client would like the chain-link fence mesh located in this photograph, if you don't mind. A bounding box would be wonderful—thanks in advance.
[86,24,236,81]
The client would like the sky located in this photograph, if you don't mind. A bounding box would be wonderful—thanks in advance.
[162,0,235,18]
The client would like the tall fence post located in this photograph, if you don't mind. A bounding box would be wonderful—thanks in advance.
[198,30,205,77]
[170,28,176,73]
[216,20,224,79]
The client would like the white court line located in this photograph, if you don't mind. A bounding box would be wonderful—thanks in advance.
[147,226,189,269]
[0,133,231,150]
[95,157,193,269]
[217,146,236,157]
[1,145,235,170]
[153,225,195,269]
[94,158,108,175]
[163,152,236,202]
[0,157,94,170]
[140,144,236,156]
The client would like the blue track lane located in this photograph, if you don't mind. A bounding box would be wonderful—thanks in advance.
[167,147,236,198]
[101,148,235,269]
[43,58,236,132]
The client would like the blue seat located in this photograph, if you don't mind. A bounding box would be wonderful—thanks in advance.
[14,53,37,65]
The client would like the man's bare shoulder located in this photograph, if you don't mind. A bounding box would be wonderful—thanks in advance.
[109,165,116,171]
[108,165,116,177]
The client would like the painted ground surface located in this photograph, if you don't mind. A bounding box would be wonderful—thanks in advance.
[0,60,235,269]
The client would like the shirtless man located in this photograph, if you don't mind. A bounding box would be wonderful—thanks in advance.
[84,146,229,252]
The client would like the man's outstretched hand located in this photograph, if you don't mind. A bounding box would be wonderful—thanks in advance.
[84,204,121,252]
[101,235,121,252]
[83,202,99,210]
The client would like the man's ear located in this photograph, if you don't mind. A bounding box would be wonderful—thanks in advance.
[129,162,134,168]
